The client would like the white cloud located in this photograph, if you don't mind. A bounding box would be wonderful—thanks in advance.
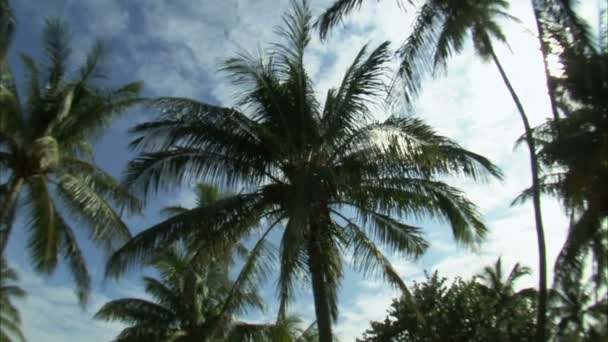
[11,265,125,342]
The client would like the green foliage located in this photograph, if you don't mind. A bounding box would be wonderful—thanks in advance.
[0,258,26,342]
[98,244,318,341]
[549,280,608,341]
[519,3,608,291]
[0,18,143,305]
[357,267,538,341]
[115,1,500,339]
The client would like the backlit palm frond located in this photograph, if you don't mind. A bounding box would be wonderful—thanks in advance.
[322,42,392,147]
[94,298,176,326]
[395,1,442,105]
[25,177,59,273]
[41,18,71,90]
[316,0,365,39]
[106,193,265,278]
[56,82,144,148]
[61,158,142,214]
[58,216,91,306]
[56,173,132,253]
[218,221,280,319]
[277,218,309,320]
[335,212,412,292]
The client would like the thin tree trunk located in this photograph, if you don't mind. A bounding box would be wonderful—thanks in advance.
[531,0,560,121]
[487,41,548,342]
[307,222,333,342]
[0,177,23,255]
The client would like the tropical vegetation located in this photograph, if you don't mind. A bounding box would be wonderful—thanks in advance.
[357,263,539,341]
[0,0,605,341]
[105,2,504,340]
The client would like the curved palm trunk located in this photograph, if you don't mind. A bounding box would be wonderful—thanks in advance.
[307,221,333,342]
[486,40,548,342]
[0,177,23,255]
[531,0,560,121]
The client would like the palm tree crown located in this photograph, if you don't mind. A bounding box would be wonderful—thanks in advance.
[107,1,501,340]
[0,18,142,304]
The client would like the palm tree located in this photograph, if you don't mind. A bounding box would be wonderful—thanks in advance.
[318,1,550,339]
[517,4,608,291]
[477,257,540,338]
[478,257,535,301]
[0,258,26,342]
[107,2,501,341]
[97,245,305,341]
[0,18,142,304]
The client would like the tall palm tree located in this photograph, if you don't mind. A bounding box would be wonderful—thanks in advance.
[318,1,550,340]
[107,2,501,341]
[0,18,142,304]
[518,7,608,292]
[97,246,298,341]
[0,258,25,342]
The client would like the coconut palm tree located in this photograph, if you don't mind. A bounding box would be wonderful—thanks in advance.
[478,257,535,301]
[0,18,142,304]
[107,2,501,340]
[516,5,608,292]
[318,1,550,339]
[97,246,306,342]
[477,257,540,338]
[0,258,25,342]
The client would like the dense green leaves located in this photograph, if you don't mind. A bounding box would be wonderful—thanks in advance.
[357,268,538,342]
[120,2,500,340]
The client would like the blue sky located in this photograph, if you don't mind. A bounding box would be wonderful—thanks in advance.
[5,0,600,340]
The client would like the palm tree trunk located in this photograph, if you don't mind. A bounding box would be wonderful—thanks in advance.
[531,0,560,121]
[307,222,333,342]
[486,40,548,342]
[0,177,23,255]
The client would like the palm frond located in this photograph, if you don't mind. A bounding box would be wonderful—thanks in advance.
[335,212,411,292]
[218,219,280,318]
[61,157,142,214]
[0,315,25,342]
[395,1,442,105]
[41,18,71,89]
[58,217,91,306]
[316,0,365,40]
[25,177,59,273]
[105,193,265,278]
[322,41,391,147]
[77,39,106,84]
[56,173,132,253]
[94,298,176,326]
[277,218,309,319]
